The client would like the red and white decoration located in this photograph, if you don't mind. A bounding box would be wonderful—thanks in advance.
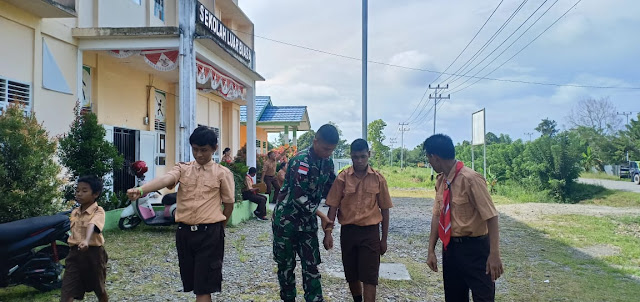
[108,49,244,100]
[108,50,139,58]
[196,60,245,101]
[141,50,179,72]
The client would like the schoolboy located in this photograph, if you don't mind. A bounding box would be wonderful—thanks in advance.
[424,134,503,302]
[127,126,234,302]
[244,167,268,220]
[61,175,108,302]
[324,139,393,302]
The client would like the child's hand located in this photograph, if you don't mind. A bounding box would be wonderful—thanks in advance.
[78,240,89,252]
[380,239,388,255]
[126,187,142,200]
[323,233,333,250]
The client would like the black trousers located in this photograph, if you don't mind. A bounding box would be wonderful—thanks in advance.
[443,235,495,302]
[242,191,267,217]
[176,222,225,295]
[263,175,280,201]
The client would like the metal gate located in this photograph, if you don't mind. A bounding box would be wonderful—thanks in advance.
[113,127,137,194]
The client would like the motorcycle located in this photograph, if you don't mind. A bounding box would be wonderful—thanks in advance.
[118,160,178,230]
[0,211,71,292]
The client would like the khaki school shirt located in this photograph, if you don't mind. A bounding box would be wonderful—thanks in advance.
[432,161,498,237]
[244,174,254,192]
[68,202,105,246]
[263,159,276,177]
[166,160,235,225]
[325,166,394,226]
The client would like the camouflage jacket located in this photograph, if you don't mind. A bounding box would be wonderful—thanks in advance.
[272,147,336,233]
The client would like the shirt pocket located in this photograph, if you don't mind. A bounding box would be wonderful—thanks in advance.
[451,196,473,221]
[179,176,198,199]
[202,177,220,194]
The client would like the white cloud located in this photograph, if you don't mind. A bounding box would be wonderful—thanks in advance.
[240,0,640,148]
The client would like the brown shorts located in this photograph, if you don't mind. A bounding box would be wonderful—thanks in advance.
[176,222,225,295]
[61,246,108,300]
[340,224,381,285]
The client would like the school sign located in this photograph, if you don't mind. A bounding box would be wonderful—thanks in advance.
[196,2,253,67]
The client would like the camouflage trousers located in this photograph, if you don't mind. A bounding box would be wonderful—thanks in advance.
[272,226,323,302]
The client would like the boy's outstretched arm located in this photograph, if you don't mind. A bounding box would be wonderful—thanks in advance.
[127,174,176,200]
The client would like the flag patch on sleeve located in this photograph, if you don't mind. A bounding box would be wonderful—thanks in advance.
[298,162,309,175]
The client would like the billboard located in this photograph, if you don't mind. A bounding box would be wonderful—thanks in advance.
[472,109,485,146]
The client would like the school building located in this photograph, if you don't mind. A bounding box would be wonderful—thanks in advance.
[0,0,263,193]
[239,96,311,154]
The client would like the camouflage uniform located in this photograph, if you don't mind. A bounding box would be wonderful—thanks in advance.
[272,147,335,302]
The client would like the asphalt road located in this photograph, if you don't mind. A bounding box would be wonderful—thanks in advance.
[578,177,640,193]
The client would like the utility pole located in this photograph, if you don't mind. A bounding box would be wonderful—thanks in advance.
[524,132,533,142]
[428,84,450,180]
[618,111,633,161]
[398,123,409,169]
[362,0,368,141]
[389,138,397,166]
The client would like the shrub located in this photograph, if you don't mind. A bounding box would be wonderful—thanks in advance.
[58,106,123,209]
[0,104,64,222]
[221,161,249,202]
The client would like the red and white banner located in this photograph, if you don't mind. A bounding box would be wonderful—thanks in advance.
[108,49,244,100]
[196,59,245,101]
[141,50,179,72]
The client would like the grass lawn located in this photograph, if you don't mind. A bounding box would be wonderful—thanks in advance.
[581,171,629,182]
[577,188,640,207]
[377,166,435,189]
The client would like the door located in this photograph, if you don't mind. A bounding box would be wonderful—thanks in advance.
[139,130,157,181]
[113,127,137,194]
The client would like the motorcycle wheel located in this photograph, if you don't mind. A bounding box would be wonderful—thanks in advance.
[29,262,63,292]
[634,174,640,185]
[118,216,142,230]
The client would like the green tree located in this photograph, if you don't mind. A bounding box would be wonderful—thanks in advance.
[296,130,315,151]
[328,121,349,158]
[535,118,559,137]
[58,109,123,208]
[0,104,63,222]
[367,119,389,167]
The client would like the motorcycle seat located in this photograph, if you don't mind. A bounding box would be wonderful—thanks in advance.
[162,192,177,206]
[0,214,69,244]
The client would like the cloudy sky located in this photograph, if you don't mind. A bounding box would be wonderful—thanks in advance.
[239,0,640,149]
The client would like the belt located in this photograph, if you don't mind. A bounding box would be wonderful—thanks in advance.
[450,235,488,243]
[178,222,218,232]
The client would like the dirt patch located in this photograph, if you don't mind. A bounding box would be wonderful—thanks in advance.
[575,244,622,258]
[497,203,640,223]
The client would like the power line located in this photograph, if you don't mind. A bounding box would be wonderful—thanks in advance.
[443,0,529,85]
[449,0,559,92]
[449,0,585,95]
[404,0,504,124]
[449,0,554,88]
[229,26,640,90]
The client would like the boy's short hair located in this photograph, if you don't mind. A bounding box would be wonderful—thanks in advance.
[279,162,287,170]
[248,167,257,174]
[315,124,340,145]
[267,151,274,157]
[77,175,103,197]
[189,126,218,148]
[423,134,455,160]
[350,138,369,153]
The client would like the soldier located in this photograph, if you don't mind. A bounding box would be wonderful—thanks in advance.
[272,124,339,302]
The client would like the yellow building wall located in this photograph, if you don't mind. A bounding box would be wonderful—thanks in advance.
[240,125,268,154]
[0,2,79,137]
[82,51,177,177]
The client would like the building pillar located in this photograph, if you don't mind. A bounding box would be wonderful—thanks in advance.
[246,87,257,169]
[76,49,83,115]
[292,127,297,146]
[284,125,289,146]
[178,0,197,162]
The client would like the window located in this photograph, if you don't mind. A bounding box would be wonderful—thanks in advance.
[0,77,31,115]
[154,0,164,21]
[256,140,261,148]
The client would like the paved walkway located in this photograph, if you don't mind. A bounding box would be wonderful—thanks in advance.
[578,177,640,193]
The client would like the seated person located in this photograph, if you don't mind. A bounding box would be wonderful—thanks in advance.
[243,167,268,221]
